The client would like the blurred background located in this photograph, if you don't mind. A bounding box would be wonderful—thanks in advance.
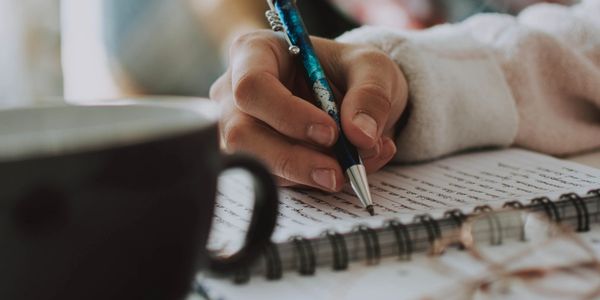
[0,0,576,107]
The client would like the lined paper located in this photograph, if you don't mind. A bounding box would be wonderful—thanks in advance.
[208,149,600,249]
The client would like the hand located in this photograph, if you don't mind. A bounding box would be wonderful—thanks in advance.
[210,30,408,192]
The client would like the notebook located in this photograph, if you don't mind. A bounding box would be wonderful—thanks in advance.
[198,224,600,300]
[200,149,600,298]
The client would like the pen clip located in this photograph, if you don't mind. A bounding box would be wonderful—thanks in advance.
[265,0,300,55]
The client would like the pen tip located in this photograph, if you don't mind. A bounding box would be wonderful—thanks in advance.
[367,205,375,216]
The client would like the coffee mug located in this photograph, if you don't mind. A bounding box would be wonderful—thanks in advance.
[0,101,279,300]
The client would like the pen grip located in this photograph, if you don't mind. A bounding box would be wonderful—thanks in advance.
[274,0,361,170]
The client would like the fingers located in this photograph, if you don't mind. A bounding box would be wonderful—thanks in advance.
[229,32,339,147]
[213,32,344,191]
[212,32,407,189]
[360,137,397,174]
[274,137,397,189]
[338,48,408,149]
[221,113,345,192]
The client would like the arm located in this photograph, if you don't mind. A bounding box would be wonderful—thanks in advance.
[210,1,600,191]
[337,0,600,162]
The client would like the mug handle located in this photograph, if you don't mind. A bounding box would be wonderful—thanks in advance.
[208,153,279,274]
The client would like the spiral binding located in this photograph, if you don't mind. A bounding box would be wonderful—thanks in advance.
[233,267,251,284]
[324,230,349,270]
[292,236,316,275]
[243,190,598,283]
[444,209,467,227]
[355,225,381,265]
[473,205,492,213]
[443,209,467,249]
[385,219,412,260]
[531,197,561,223]
[503,200,524,209]
[473,205,503,245]
[414,214,441,245]
[501,201,526,241]
[264,243,283,280]
[561,193,590,232]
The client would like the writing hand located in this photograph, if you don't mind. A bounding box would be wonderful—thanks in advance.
[210,31,408,192]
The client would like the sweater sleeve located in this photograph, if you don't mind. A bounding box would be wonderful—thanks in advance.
[337,0,600,163]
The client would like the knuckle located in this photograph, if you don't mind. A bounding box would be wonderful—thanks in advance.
[358,83,392,111]
[269,105,301,137]
[230,30,279,57]
[209,73,229,101]
[232,71,264,111]
[230,34,250,50]
[221,117,248,150]
[271,115,292,136]
[230,31,267,52]
[273,150,296,180]
[353,47,390,66]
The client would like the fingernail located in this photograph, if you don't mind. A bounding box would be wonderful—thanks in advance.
[311,168,337,191]
[360,141,381,159]
[352,112,378,140]
[307,124,336,146]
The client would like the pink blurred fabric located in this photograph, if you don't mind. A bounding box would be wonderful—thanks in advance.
[330,0,576,29]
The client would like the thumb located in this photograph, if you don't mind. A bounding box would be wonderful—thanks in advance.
[340,77,394,150]
[339,49,406,149]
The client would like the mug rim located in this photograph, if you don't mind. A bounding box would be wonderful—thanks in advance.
[0,100,219,162]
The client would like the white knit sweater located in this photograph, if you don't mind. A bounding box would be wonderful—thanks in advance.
[338,0,600,162]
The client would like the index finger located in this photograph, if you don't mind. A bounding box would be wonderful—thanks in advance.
[229,32,338,147]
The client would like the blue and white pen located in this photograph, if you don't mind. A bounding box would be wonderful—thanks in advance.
[265,0,374,215]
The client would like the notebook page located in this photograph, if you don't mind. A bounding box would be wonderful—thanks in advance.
[209,149,600,249]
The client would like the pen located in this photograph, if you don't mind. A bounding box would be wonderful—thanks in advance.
[265,0,374,216]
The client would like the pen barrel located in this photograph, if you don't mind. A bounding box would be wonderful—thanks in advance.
[274,0,361,170]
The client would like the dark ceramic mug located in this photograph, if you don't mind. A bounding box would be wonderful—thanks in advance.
[0,101,278,300]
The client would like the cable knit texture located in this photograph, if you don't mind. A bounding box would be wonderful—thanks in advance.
[337,0,600,163]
